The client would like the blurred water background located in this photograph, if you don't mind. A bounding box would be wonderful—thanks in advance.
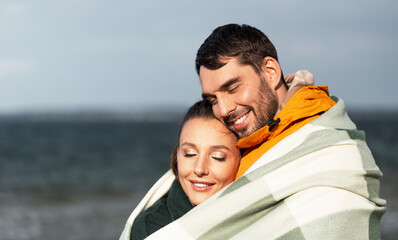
[0,109,397,240]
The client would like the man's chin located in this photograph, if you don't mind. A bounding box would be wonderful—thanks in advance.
[237,132,250,139]
[226,120,256,138]
[232,126,250,139]
[237,124,263,139]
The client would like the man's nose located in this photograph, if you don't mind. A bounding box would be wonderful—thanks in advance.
[194,155,209,177]
[216,95,235,118]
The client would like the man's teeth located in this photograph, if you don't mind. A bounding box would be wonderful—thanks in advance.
[234,114,247,125]
[194,183,210,188]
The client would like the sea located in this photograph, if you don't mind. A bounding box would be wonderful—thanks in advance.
[0,109,397,240]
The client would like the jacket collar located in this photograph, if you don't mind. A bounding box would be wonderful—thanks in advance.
[236,86,331,149]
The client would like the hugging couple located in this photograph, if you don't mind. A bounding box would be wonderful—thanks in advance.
[120,24,386,240]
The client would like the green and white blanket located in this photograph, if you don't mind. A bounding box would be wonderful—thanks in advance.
[120,97,386,240]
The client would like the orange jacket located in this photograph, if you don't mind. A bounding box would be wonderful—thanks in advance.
[235,86,336,179]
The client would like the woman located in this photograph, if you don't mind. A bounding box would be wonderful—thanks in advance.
[129,100,241,240]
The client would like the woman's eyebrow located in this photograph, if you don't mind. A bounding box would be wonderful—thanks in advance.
[180,142,196,148]
[210,145,231,151]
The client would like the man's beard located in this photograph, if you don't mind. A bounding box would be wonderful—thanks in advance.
[227,77,279,139]
[250,77,279,136]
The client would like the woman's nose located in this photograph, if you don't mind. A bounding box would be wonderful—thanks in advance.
[194,155,209,177]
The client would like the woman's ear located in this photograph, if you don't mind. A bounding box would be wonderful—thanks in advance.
[261,57,282,90]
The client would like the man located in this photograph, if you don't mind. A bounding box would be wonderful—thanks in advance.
[195,24,385,239]
[196,24,340,179]
[122,24,386,239]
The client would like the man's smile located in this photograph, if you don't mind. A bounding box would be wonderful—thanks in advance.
[233,112,248,125]
[232,112,250,131]
[224,107,251,133]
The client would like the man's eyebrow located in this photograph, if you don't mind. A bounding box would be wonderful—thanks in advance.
[219,77,240,91]
[201,93,214,100]
[201,77,241,100]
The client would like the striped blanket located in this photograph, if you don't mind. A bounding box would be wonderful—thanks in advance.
[120,97,386,240]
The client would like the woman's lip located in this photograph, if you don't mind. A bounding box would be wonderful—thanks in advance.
[189,180,215,192]
[189,180,215,186]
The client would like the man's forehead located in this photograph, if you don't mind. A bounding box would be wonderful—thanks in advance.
[199,58,249,91]
[199,67,229,94]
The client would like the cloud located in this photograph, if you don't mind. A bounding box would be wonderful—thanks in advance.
[283,32,398,60]
[3,2,26,15]
[76,37,144,53]
[0,59,35,77]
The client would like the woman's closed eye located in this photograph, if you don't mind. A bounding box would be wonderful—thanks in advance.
[211,152,226,161]
[183,150,198,158]
[184,153,197,157]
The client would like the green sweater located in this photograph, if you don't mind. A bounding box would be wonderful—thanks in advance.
[130,179,193,240]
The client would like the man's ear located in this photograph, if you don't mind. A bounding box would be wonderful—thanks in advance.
[261,57,282,90]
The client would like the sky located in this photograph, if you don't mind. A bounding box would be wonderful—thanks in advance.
[1,0,397,114]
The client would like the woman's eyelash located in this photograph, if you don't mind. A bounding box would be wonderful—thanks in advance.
[184,153,196,157]
[212,156,225,161]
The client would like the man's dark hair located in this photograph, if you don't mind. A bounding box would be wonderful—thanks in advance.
[195,24,282,79]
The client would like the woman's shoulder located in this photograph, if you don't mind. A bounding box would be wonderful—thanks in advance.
[130,193,172,240]
[130,179,194,240]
